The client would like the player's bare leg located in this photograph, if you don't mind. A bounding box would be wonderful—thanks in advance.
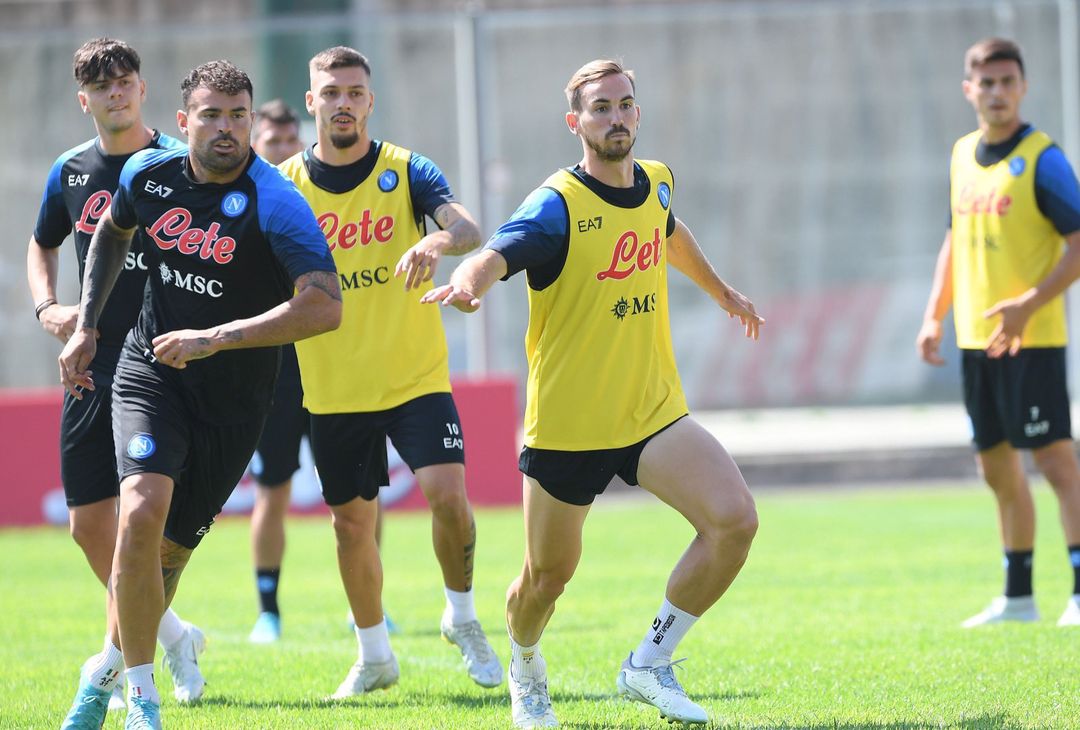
[329,496,398,698]
[618,416,758,725]
[250,480,291,642]
[417,462,503,687]
[69,499,118,585]
[1032,439,1080,625]
[964,442,1039,626]
[505,479,590,727]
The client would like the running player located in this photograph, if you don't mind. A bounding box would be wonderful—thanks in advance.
[28,37,205,714]
[424,59,763,727]
[246,98,307,644]
[916,37,1080,627]
[58,60,341,729]
[280,46,503,696]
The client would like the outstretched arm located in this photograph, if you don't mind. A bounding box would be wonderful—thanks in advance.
[420,249,508,313]
[150,270,343,368]
[27,236,79,343]
[668,218,763,340]
[396,202,482,290]
[58,210,137,397]
[982,230,1080,357]
[915,231,953,365]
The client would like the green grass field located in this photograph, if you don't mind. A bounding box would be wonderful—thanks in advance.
[3,483,1079,729]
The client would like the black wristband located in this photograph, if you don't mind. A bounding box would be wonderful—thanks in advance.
[34,298,57,320]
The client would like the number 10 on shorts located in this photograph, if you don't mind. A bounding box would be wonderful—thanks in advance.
[444,422,463,450]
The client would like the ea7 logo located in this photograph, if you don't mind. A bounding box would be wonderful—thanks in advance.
[67,174,89,186]
[144,180,173,197]
[577,216,602,233]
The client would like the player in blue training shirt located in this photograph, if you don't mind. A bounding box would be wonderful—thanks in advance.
[27,38,207,716]
[57,60,341,730]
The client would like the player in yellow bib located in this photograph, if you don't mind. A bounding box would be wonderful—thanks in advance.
[917,38,1080,628]
[426,59,763,728]
[280,46,503,697]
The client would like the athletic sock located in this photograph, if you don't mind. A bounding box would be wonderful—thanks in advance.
[1068,544,1080,596]
[84,639,124,691]
[256,567,281,616]
[156,608,185,648]
[509,634,545,680]
[442,586,477,625]
[1004,549,1034,598]
[125,663,160,705]
[355,620,392,664]
[631,598,699,668]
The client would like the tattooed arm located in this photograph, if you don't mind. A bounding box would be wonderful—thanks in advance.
[151,269,342,369]
[395,202,482,290]
[58,209,137,397]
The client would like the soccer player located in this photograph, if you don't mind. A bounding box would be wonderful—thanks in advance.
[58,60,341,729]
[27,37,205,713]
[424,59,763,728]
[916,38,1080,627]
[246,98,307,644]
[280,46,503,696]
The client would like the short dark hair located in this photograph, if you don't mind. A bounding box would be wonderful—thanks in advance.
[181,60,253,108]
[255,99,300,128]
[309,46,372,77]
[565,59,635,112]
[73,38,141,86]
[964,37,1025,79]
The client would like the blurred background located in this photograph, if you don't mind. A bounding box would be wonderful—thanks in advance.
[4,0,1080,409]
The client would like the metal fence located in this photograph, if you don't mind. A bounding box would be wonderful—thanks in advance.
[3,0,1077,408]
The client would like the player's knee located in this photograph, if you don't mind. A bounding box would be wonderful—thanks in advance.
[525,564,573,604]
[69,517,112,554]
[701,493,758,550]
[330,507,376,548]
[424,480,469,518]
[1032,445,1080,490]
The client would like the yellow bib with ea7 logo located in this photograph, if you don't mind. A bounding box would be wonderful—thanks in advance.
[950,129,1067,349]
[524,161,688,450]
[281,142,451,413]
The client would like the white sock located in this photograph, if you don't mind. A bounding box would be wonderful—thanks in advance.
[125,663,160,705]
[156,608,185,648]
[509,634,545,680]
[631,598,699,668]
[442,587,477,625]
[83,639,124,691]
[355,620,392,664]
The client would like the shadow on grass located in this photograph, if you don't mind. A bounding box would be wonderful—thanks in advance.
[554,714,1021,730]
[179,695,406,711]
[443,687,760,709]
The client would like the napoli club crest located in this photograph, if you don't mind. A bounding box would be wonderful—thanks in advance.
[221,191,248,217]
[1008,157,1026,176]
[127,433,156,459]
[378,169,399,192]
[657,181,671,209]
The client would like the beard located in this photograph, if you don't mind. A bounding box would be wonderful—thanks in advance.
[329,129,360,150]
[193,136,249,175]
[584,129,636,162]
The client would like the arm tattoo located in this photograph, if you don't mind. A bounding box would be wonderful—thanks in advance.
[435,204,481,256]
[296,270,343,302]
[80,217,135,329]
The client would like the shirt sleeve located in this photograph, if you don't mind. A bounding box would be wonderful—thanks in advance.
[407,152,455,223]
[1034,145,1080,236]
[486,187,569,280]
[255,167,337,281]
[32,157,73,248]
[111,154,143,230]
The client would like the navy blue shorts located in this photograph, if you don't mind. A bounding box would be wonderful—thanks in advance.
[310,392,464,505]
[519,416,686,506]
[112,346,266,549]
[251,354,307,487]
[60,348,122,507]
[962,348,1072,451]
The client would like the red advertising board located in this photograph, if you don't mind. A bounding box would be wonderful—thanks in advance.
[0,378,521,527]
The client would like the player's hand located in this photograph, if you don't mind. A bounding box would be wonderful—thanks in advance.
[983,296,1032,358]
[916,319,946,365]
[152,329,217,369]
[39,303,79,343]
[421,284,481,313]
[395,238,443,291]
[58,327,98,398]
[717,287,764,340]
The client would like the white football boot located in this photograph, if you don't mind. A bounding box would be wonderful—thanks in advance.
[162,620,206,702]
[1057,595,1080,626]
[961,595,1039,628]
[331,655,400,699]
[441,619,504,687]
[509,665,558,728]
[616,654,708,725]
